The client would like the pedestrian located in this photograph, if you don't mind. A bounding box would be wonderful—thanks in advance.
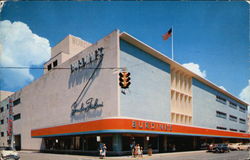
[172,144,176,152]
[135,144,140,158]
[136,144,141,158]
[101,143,107,159]
[139,146,143,157]
[130,142,135,157]
[99,143,103,159]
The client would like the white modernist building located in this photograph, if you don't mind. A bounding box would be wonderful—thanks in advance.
[0,30,249,154]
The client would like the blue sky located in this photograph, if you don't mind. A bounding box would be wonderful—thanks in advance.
[0,1,249,103]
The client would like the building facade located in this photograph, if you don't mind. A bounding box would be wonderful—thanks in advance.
[0,91,13,101]
[0,30,249,154]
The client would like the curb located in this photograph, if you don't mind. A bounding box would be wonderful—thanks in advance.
[98,150,207,160]
[19,150,207,160]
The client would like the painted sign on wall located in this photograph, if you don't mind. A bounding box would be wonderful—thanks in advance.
[70,47,105,116]
[71,97,103,116]
[70,47,104,73]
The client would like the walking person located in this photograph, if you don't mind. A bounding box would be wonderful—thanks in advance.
[135,144,140,158]
[139,146,143,158]
[99,143,107,159]
[101,144,107,159]
[172,144,176,152]
[99,143,103,159]
[130,141,135,158]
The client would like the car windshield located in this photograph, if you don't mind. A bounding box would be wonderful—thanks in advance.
[0,147,14,150]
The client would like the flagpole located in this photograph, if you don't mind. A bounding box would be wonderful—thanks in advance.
[171,26,174,60]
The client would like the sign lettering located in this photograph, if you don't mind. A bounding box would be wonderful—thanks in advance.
[71,98,103,116]
[70,47,104,73]
[131,120,173,132]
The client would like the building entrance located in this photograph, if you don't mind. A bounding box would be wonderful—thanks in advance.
[14,135,21,150]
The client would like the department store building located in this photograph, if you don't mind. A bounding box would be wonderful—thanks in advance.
[0,30,249,155]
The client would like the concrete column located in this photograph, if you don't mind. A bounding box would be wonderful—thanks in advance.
[82,137,85,151]
[193,137,197,150]
[144,138,148,150]
[113,134,122,152]
[163,135,168,152]
[40,138,46,150]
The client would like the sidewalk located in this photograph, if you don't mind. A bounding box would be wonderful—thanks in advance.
[106,150,206,159]
[19,150,206,160]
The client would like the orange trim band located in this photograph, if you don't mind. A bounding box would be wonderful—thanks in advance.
[31,118,250,139]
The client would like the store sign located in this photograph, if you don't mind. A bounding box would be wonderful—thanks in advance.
[71,97,103,116]
[132,120,172,131]
[7,98,14,145]
[70,47,104,73]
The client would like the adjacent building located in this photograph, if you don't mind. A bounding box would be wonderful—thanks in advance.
[0,30,249,154]
[0,91,13,101]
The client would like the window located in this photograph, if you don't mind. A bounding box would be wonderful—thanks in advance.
[230,128,237,132]
[53,60,58,67]
[217,126,227,130]
[216,95,226,104]
[239,118,246,124]
[13,114,21,121]
[1,132,4,137]
[239,106,246,113]
[7,104,9,109]
[240,130,246,133]
[0,119,3,124]
[229,115,237,122]
[216,111,227,119]
[0,107,3,113]
[229,102,237,109]
[48,64,52,71]
[13,98,21,106]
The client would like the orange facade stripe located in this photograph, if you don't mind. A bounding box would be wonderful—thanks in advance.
[31,118,250,139]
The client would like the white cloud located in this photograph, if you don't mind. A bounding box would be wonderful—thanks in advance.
[219,86,227,91]
[0,20,51,90]
[239,80,250,104]
[0,1,5,13]
[182,62,206,78]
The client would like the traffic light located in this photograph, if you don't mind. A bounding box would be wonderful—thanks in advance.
[119,72,131,89]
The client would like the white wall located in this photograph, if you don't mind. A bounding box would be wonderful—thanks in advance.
[120,39,171,122]
[13,30,120,150]
[192,78,248,132]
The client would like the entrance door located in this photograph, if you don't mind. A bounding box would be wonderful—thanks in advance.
[14,135,21,150]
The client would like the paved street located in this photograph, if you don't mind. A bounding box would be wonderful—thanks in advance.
[19,150,250,160]
[149,151,249,160]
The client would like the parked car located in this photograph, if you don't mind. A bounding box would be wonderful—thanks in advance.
[199,143,209,150]
[212,144,230,153]
[228,143,250,151]
[237,143,250,151]
[0,146,20,160]
[207,144,215,152]
[228,143,241,151]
